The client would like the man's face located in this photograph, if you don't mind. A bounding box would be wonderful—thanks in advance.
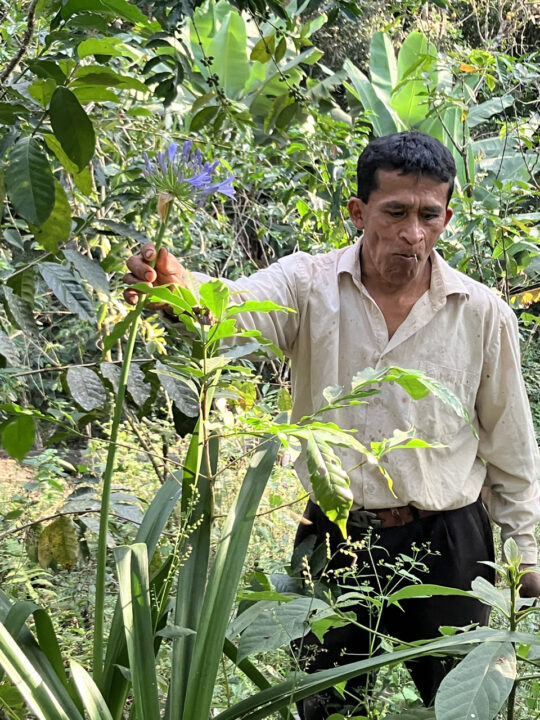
[348,169,453,289]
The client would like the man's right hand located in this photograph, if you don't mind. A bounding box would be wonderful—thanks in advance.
[123,242,186,308]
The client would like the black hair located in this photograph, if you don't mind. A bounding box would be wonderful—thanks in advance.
[356,131,456,205]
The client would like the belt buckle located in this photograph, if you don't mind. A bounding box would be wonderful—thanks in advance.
[348,509,382,530]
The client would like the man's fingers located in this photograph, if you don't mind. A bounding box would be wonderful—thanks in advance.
[126,255,157,282]
[123,288,140,305]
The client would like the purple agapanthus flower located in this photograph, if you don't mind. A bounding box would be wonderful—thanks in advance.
[142,140,235,210]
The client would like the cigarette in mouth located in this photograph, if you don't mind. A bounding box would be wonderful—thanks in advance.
[414,254,418,262]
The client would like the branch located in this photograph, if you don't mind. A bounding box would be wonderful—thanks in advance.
[0,0,40,86]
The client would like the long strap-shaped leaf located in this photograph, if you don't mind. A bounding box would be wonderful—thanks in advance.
[102,473,183,719]
[181,436,280,720]
[70,661,114,720]
[0,593,84,717]
[115,544,160,720]
[0,622,79,720]
[167,429,217,719]
[214,628,540,720]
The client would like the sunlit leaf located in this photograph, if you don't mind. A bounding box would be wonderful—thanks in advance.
[50,87,96,171]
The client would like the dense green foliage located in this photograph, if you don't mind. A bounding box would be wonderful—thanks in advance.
[1,0,539,717]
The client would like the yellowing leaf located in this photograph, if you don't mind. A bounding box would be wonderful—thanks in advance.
[459,63,476,72]
[38,516,79,569]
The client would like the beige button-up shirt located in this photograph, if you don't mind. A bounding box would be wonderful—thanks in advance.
[213,241,540,563]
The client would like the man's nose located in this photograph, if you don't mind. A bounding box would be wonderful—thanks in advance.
[400,217,425,244]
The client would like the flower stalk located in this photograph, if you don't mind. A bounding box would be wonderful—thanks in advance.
[92,141,234,685]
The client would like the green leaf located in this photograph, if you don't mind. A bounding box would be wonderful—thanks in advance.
[2,415,34,462]
[70,662,114,720]
[156,626,196,639]
[0,101,30,124]
[199,279,229,319]
[207,11,250,98]
[0,332,20,367]
[42,134,93,195]
[31,181,71,253]
[49,87,96,171]
[37,517,79,569]
[387,584,473,605]
[62,0,149,24]
[189,105,219,132]
[369,32,398,101]
[237,598,332,662]
[114,544,160,720]
[469,576,511,616]
[155,361,199,417]
[391,32,438,126]
[467,94,514,128]
[71,65,147,93]
[77,37,126,59]
[5,137,55,225]
[28,79,57,107]
[64,249,110,297]
[250,34,275,63]
[66,367,107,411]
[343,59,400,136]
[0,623,76,720]
[181,437,280,720]
[38,262,95,322]
[3,286,38,335]
[101,362,151,408]
[305,429,353,538]
[434,641,516,720]
[102,310,137,354]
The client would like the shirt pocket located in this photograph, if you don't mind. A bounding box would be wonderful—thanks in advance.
[407,360,479,444]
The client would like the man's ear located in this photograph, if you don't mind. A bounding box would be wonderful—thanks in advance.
[444,207,453,228]
[348,197,365,231]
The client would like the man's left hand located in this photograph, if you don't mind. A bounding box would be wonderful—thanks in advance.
[519,564,540,598]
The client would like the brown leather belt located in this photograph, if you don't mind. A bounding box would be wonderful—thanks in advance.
[348,505,439,530]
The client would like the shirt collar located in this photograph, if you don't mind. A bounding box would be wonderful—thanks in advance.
[337,239,470,300]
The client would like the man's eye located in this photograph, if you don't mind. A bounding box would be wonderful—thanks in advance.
[388,211,404,217]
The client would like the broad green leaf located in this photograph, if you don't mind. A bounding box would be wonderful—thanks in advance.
[72,86,119,105]
[49,87,95,171]
[71,65,147,93]
[305,430,353,538]
[387,584,473,605]
[37,517,78,569]
[0,332,20,367]
[503,537,522,565]
[2,286,38,335]
[391,32,438,126]
[2,415,34,462]
[5,137,55,225]
[115,545,160,720]
[66,367,107,411]
[70,662,113,720]
[467,94,514,128]
[225,299,293,316]
[189,105,219,132]
[28,79,57,107]
[38,262,94,322]
[343,59,400,136]
[31,181,71,253]
[199,279,229,319]
[101,362,151,408]
[369,32,398,101]
[27,59,66,84]
[207,11,250,98]
[434,641,516,720]
[469,576,511,616]
[42,134,93,195]
[155,360,199,416]
[77,37,126,59]
[0,101,30,124]
[250,34,275,63]
[64,249,110,297]
[156,626,196,639]
[61,0,148,24]
[237,597,332,662]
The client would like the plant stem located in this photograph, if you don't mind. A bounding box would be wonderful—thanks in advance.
[92,212,169,685]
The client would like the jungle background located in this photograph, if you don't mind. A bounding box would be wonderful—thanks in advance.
[1,0,540,718]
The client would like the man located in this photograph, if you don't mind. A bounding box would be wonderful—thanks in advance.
[124,131,540,716]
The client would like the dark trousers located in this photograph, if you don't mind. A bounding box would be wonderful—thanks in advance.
[293,498,495,719]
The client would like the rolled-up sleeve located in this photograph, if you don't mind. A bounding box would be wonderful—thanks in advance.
[477,306,540,564]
